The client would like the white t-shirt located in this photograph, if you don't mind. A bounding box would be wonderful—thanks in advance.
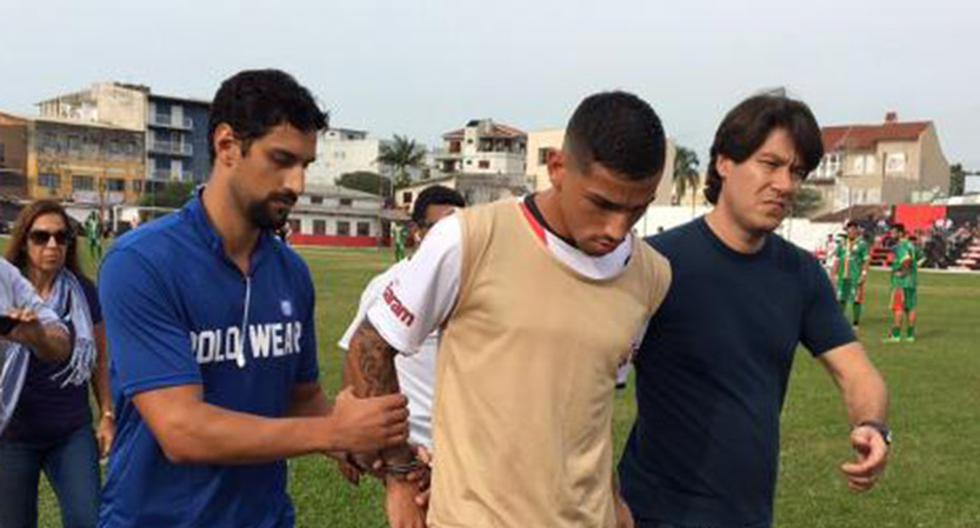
[366,198,647,366]
[338,260,439,448]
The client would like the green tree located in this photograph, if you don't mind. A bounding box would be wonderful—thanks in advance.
[672,145,700,211]
[337,171,389,196]
[791,187,823,218]
[950,163,965,196]
[377,135,426,190]
[140,180,196,209]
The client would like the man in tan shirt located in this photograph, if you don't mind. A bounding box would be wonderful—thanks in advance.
[345,91,672,528]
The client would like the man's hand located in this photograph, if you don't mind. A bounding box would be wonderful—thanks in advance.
[4,308,42,345]
[3,308,70,362]
[840,425,889,492]
[327,387,409,453]
[385,475,427,528]
[613,489,635,528]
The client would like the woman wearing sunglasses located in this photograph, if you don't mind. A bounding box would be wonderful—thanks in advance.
[0,200,110,528]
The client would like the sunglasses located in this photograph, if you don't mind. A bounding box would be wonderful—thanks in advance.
[28,229,70,246]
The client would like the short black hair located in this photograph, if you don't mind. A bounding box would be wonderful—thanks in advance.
[564,91,666,181]
[705,94,824,204]
[846,220,860,229]
[208,69,328,162]
[412,185,466,226]
[892,223,906,234]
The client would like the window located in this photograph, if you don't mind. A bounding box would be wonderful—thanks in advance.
[72,175,94,191]
[852,156,864,174]
[357,222,370,236]
[478,160,490,169]
[340,198,352,207]
[67,136,80,153]
[402,191,413,204]
[337,221,351,236]
[107,179,125,191]
[0,172,24,187]
[38,173,60,189]
[311,196,323,204]
[288,219,301,234]
[0,142,5,163]
[313,220,326,235]
[537,147,552,166]
[826,153,841,176]
[865,155,877,174]
[885,152,906,174]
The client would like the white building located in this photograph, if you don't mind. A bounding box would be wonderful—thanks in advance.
[525,128,677,205]
[394,173,527,213]
[287,184,385,246]
[306,128,393,186]
[432,119,526,176]
[965,174,980,195]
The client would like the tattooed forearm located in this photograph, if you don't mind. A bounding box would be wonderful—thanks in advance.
[346,320,414,465]
[348,320,400,397]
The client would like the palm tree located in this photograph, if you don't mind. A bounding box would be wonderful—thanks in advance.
[377,135,427,191]
[673,146,700,214]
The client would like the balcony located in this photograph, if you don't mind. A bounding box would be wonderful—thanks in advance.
[149,169,194,181]
[148,141,193,157]
[149,113,193,130]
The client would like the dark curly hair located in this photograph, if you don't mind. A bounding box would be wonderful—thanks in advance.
[208,69,328,163]
[565,91,666,181]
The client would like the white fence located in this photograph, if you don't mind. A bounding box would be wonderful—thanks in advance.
[635,205,843,254]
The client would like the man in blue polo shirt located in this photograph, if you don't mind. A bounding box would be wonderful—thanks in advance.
[619,94,891,528]
[97,69,409,528]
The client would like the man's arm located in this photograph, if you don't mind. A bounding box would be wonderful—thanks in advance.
[4,308,71,362]
[347,319,428,528]
[133,383,408,465]
[345,319,415,466]
[288,381,331,418]
[818,342,890,492]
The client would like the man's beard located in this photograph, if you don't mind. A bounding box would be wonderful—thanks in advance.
[247,189,298,230]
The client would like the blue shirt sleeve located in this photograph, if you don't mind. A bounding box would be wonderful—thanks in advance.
[294,259,319,384]
[99,249,201,396]
[800,255,856,356]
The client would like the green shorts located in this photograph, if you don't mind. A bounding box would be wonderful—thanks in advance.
[837,279,856,304]
[890,287,917,312]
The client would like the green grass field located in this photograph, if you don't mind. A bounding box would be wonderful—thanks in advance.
[30,244,980,527]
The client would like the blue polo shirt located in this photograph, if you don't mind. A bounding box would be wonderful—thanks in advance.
[97,195,319,528]
[619,217,855,528]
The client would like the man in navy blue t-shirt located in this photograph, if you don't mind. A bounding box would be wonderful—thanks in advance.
[97,70,409,528]
[619,95,891,528]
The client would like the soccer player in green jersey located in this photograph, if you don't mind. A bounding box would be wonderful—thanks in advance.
[832,220,870,327]
[393,222,407,262]
[85,212,103,262]
[885,224,922,343]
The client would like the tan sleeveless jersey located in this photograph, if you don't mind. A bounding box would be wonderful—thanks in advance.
[427,200,671,527]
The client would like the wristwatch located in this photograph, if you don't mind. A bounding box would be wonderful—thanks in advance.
[856,421,892,445]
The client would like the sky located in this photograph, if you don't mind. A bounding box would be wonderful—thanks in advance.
[2,0,977,168]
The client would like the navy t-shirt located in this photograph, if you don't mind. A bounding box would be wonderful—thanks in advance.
[619,217,855,528]
[97,195,319,528]
[2,277,102,444]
